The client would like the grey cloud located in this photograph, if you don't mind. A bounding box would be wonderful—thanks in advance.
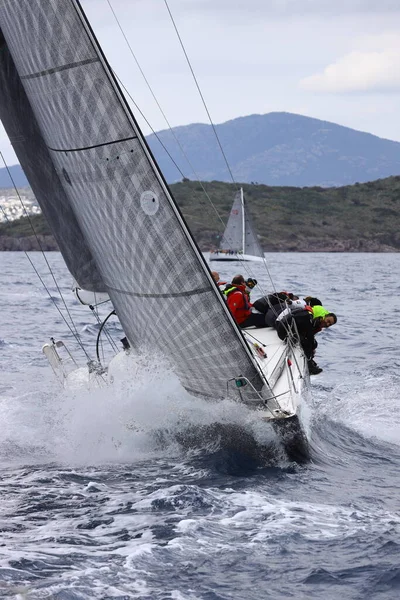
[83,0,400,17]
[178,0,400,16]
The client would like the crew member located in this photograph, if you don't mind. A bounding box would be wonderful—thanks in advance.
[275,308,337,375]
[224,275,266,328]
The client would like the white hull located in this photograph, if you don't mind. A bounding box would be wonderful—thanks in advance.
[209,253,265,263]
[45,327,307,422]
[241,325,309,460]
[241,326,307,418]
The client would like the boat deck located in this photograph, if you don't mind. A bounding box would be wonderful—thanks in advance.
[242,325,307,418]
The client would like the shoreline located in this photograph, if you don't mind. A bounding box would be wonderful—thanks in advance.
[0,238,398,253]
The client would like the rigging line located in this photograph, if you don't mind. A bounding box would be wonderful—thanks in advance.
[0,203,92,359]
[163,0,236,185]
[0,152,91,361]
[105,2,266,286]
[112,70,247,267]
[163,0,279,296]
[162,1,285,295]
[107,4,280,304]
[105,0,172,130]
[89,304,119,356]
[112,71,185,179]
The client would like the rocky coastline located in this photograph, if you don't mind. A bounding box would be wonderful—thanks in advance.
[0,235,58,252]
[0,235,398,253]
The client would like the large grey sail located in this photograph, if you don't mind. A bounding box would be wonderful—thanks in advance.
[0,0,265,398]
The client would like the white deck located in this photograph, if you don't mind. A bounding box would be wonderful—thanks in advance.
[241,325,308,420]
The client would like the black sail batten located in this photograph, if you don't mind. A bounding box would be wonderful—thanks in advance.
[0,0,266,398]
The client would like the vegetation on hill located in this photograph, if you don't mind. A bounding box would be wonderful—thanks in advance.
[175,176,400,251]
[1,176,400,251]
[0,212,49,236]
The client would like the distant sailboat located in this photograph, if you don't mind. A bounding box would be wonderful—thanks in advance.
[0,0,309,461]
[210,188,264,262]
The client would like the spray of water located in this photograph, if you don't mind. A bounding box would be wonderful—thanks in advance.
[0,352,286,466]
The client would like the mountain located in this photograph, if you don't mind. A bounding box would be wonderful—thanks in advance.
[2,112,400,188]
[147,112,400,187]
[0,163,28,187]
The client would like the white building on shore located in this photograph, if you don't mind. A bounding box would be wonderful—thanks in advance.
[0,187,40,222]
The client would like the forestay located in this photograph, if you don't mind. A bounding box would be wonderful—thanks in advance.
[0,0,266,398]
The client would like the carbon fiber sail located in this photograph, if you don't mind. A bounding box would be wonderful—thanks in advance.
[0,0,266,398]
[220,188,264,257]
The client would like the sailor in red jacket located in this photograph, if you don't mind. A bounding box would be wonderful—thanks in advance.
[224,275,266,328]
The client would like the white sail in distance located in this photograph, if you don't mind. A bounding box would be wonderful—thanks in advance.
[219,189,264,257]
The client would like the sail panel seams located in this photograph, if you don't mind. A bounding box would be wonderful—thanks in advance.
[20,57,100,80]
[105,285,211,299]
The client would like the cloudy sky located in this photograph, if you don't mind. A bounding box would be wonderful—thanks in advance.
[1,0,400,165]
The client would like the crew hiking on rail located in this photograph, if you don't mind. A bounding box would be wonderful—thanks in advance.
[222,274,337,376]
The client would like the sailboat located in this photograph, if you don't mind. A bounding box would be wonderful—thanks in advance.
[0,0,309,460]
[210,188,265,262]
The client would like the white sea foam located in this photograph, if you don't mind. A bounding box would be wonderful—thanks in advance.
[314,372,400,447]
[2,252,400,599]
[1,350,284,466]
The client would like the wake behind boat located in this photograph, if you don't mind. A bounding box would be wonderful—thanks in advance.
[0,0,309,461]
[210,188,265,263]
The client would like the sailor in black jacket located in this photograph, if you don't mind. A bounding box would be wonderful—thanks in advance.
[275,308,336,375]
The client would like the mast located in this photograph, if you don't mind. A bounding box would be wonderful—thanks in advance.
[240,187,245,255]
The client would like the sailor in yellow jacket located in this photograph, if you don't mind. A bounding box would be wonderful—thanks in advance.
[304,296,330,319]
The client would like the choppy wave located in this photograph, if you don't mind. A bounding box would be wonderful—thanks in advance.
[1,252,400,599]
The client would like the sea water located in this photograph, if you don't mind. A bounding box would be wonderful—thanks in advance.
[0,251,399,600]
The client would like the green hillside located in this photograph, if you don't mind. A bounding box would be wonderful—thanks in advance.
[1,176,400,251]
[174,176,400,251]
